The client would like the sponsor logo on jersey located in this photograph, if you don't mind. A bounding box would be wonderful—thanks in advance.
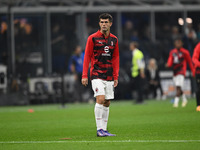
[102,46,111,56]
[111,41,113,46]
[104,46,109,53]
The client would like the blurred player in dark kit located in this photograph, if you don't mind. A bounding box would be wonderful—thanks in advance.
[192,42,200,111]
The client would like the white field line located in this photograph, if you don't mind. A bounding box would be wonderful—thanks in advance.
[0,140,200,144]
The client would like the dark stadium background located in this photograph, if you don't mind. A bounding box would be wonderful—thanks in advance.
[0,0,200,105]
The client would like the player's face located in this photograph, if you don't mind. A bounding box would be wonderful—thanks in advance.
[129,43,135,51]
[174,40,183,49]
[99,19,112,33]
[75,46,82,55]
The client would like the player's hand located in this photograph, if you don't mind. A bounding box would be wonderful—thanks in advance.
[82,78,88,86]
[114,80,118,87]
[165,63,169,68]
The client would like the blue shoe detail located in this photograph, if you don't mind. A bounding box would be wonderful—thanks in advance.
[97,129,107,137]
[103,130,116,136]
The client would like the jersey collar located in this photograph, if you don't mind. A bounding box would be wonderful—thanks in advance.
[97,30,110,39]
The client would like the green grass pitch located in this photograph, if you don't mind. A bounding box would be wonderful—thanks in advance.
[0,99,200,150]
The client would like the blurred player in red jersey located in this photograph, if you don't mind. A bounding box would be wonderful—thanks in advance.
[81,13,119,136]
[166,39,195,108]
[192,42,200,111]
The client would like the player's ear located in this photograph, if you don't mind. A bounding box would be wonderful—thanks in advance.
[110,22,112,27]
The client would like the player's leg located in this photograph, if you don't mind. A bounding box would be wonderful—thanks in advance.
[95,95,105,129]
[178,75,188,107]
[102,81,116,136]
[173,76,180,107]
[174,86,181,107]
[102,100,110,131]
[173,75,185,107]
[181,92,188,107]
[196,74,200,111]
[92,79,107,136]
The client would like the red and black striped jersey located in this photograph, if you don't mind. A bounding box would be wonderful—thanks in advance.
[167,47,195,76]
[82,30,119,81]
[192,42,200,74]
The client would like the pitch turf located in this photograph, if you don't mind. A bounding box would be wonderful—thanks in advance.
[0,99,200,150]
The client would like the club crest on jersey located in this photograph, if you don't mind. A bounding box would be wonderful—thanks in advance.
[104,46,109,53]
[111,41,113,46]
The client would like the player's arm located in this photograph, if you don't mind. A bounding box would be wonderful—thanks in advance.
[185,50,195,77]
[166,51,173,68]
[82,36,93,86]
[112,39,119,87]
[192,43,200,67]
[68,57,76,73]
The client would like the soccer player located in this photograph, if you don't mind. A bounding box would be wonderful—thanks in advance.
[192,42,200,111]
[81,13,119,137]
[166,39,195,107]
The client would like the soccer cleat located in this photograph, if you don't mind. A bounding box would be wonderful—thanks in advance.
[182,100,188,107]
[97,129,107,137]
[103,130,116,136]
[196,106,200,112]
[173,103,178,108]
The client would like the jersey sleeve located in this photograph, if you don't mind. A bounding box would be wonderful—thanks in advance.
[192,43,200,67]
[82,36,94,79]
[112,39,119,80]
[185,50,195,76]
[167,51,173,67]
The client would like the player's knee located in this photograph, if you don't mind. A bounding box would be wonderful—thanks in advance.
[96,95,105,104]
[176,87,182,96]
[104,100,110,107]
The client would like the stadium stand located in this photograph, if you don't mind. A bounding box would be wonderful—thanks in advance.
[0,0,200,105]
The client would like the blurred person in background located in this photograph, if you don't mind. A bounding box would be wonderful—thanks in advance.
[192,42,200,111]
[131,30,139,42]
[146,58,165,100]
[68,45,84,102]
[0,21,8,65]
[130,41,145,104]
[82,13,119,137]
[171,26,182,42]
[166,39,195,108]
[51,23,65,55]
[184,23,197,53]
[185,23,197,41]
[123,20,134,41]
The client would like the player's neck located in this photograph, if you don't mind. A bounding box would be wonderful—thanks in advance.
[100,30,110,37]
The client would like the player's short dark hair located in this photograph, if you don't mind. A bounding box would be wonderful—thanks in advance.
[99,13,113,23]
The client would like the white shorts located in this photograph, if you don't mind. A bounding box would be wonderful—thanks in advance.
[173,74,185,88]
[91,79,114,100]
